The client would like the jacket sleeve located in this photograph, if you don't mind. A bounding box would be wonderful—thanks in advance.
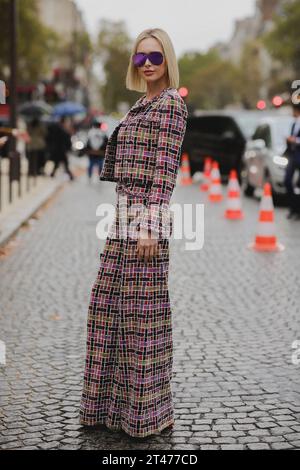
[139,95,188,235]
[99,124,121,182]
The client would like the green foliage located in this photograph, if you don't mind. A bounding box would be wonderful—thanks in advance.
[178,50,242,109]
[60,30,93,68]
[264,0,300,74]
[97,19,137,113]
[179,49,221,87]
[238,39,263,108]
[0,0,60,83]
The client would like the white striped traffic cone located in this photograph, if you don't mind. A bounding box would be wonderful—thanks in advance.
[200,157,212,192]
[180,153,193,186]
[248,182,284,252]
[224,169,244,220]
[208,161,223,202]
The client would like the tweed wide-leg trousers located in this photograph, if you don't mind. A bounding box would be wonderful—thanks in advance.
[79,193,174,438]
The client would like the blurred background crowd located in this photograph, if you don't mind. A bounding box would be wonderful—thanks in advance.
[0,0,300,214]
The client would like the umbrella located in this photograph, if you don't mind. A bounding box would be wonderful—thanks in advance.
[19,100,53,117]
[52,101,86,117]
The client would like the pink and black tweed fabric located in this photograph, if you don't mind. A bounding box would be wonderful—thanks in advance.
[79,87,188,437]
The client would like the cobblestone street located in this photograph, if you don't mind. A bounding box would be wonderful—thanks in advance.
[1,175,300,450]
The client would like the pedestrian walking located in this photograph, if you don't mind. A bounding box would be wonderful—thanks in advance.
[26,117,47,175]
[79,28,188,438]
[285,103,300,219]
[48,116,75,180]
[85,120,108,182]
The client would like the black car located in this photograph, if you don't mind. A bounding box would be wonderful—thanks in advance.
[182,110,275,182]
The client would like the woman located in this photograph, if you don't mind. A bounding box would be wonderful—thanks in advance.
[79,28,188,438]
[26,117,47,175]
[85,119,108,182]
[48,116,75,180]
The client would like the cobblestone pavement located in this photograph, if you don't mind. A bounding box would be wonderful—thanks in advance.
[0,175,300,450]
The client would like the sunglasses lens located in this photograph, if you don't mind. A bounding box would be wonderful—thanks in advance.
[149,52,164,65]
[133,52,164,67]
[133,53,146,67]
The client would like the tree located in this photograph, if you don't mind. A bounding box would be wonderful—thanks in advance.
[179,50,242,109]
[238,39,264,108]
[60,30,93,70]
[264,0,300,75]
[178,49,221,91]
[192,61,241,109]
[97,19,138,113]
[0,0,59,84]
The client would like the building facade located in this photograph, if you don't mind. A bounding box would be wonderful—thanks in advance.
[37,0,85,43]
[213,0,292,99]
[36,0,92,106]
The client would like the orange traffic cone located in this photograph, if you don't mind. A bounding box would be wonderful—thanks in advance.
[200,157,212,192]
[248,182,284,252]
[208,161,223,202]
[224,169,244,220]
[180,153,193,186]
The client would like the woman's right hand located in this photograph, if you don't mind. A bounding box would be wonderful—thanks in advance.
[137,227,159,262]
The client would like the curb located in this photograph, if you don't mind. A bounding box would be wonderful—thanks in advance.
[0,177,65,248]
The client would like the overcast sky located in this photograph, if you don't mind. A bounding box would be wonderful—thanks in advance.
[75,0,256,56]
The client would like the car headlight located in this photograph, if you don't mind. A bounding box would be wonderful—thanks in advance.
[249,165,258,174]
[73,141,84,151]
[272,156,288,167]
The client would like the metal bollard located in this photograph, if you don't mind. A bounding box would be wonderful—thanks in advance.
[8,150,21,204]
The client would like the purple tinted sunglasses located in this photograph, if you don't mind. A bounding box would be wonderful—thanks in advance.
[132,51,164,67]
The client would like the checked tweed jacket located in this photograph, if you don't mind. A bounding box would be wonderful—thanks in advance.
[100,86,188,236]
[79,87,188,438]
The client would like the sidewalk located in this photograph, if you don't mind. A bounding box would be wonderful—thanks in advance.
[0,155,86,248]
[0,176,299,449]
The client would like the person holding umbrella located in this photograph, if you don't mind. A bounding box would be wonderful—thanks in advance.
[26,117,47,175]
[48,116,75,180]
[47,101,87,180]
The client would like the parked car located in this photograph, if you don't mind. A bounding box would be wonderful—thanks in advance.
[182,110,280,182]
[241,115,294,203]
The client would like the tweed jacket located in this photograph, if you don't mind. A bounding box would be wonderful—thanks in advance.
[99,87,188,235]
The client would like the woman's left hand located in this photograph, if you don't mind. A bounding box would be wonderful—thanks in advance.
[137,227,159,262]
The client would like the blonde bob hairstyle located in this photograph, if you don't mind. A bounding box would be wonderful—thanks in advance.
[126,28,179,93]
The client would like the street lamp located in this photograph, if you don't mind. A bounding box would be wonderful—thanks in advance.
[8,0,21,203]
[9,0,18,152]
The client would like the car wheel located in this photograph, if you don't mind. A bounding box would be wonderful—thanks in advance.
[244,184,255,197]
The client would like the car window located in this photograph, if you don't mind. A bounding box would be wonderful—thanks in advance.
[187,116,241,137]
[252,124,271,148]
